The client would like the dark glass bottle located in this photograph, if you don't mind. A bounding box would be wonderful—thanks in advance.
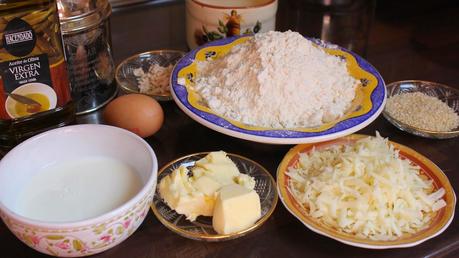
[0,0,75,153]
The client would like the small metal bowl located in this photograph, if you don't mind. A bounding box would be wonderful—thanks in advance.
[383,80,459,139]
[115,50,185,101]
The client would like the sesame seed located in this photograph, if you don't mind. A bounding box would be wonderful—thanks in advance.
[385,92,459,132]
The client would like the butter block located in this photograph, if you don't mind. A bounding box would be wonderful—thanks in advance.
[158,166,193,208]
[171,194,214,221]
[159,166,214,221]
[158,151,258,222]
[192,176,221,196]
[194,151,240,185]
[234,173,256,190]
[212,184,261,234]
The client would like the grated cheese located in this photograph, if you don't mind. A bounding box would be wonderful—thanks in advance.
[287,133,446,241]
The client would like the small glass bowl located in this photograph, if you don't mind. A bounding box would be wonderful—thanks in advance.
[383,80,459,139]
[150,152,278,242]
[115,50,185,101]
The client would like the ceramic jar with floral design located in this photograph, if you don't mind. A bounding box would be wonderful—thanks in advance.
[185,0,278,49]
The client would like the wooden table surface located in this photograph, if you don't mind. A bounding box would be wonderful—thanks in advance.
[1,1,459,257]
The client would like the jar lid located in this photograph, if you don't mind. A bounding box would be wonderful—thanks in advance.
[57,0,111,34]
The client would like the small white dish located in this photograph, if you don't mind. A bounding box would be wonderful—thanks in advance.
[5,82,57,118]
[0,124,158,257]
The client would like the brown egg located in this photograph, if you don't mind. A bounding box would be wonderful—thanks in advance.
[103,94,164,138]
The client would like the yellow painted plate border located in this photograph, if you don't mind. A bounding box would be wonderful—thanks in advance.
[171,36,386,143]
[180,42,375,132]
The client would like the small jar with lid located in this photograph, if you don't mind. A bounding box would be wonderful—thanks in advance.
[57,0,117,115]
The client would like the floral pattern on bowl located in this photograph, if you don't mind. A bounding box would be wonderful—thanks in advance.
[171,35,386,144]
[0,192,153,257]
[0,125,158,257]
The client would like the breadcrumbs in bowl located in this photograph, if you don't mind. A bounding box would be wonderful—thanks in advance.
[383,80,459,139]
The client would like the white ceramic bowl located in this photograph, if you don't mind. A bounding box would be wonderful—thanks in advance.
[185,0,278,49]
[0,124,158,257]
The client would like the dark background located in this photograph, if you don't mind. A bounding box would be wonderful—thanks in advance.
[1,0,459,257]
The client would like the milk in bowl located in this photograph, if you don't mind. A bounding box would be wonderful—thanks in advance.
[15,156,143,222]
[0,125,157,257]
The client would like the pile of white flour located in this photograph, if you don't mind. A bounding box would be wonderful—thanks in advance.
[194,31,357,128]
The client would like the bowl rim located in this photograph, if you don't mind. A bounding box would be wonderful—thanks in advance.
[276,134,457,249]
[170,35,387,144]
[115,49,186,99]
[190,0,277,9]
[0,124,158,229]
[150,151,278,241]
[383,80,459,136]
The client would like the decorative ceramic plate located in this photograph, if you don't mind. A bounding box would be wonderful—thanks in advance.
[277,134,456,249]
[383,80,459,139]
[171,36,386,144]
[151,152,278,241]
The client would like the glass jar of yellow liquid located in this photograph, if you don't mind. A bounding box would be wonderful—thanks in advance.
[0,0,75,153]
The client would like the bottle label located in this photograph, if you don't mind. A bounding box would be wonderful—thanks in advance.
[2,17,36,57]
[1,54,52,91]
[0,17,71,120]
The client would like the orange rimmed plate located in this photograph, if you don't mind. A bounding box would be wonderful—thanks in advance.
[277,134,456,249]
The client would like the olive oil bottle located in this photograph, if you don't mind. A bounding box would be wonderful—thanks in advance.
[0,0,75,153]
